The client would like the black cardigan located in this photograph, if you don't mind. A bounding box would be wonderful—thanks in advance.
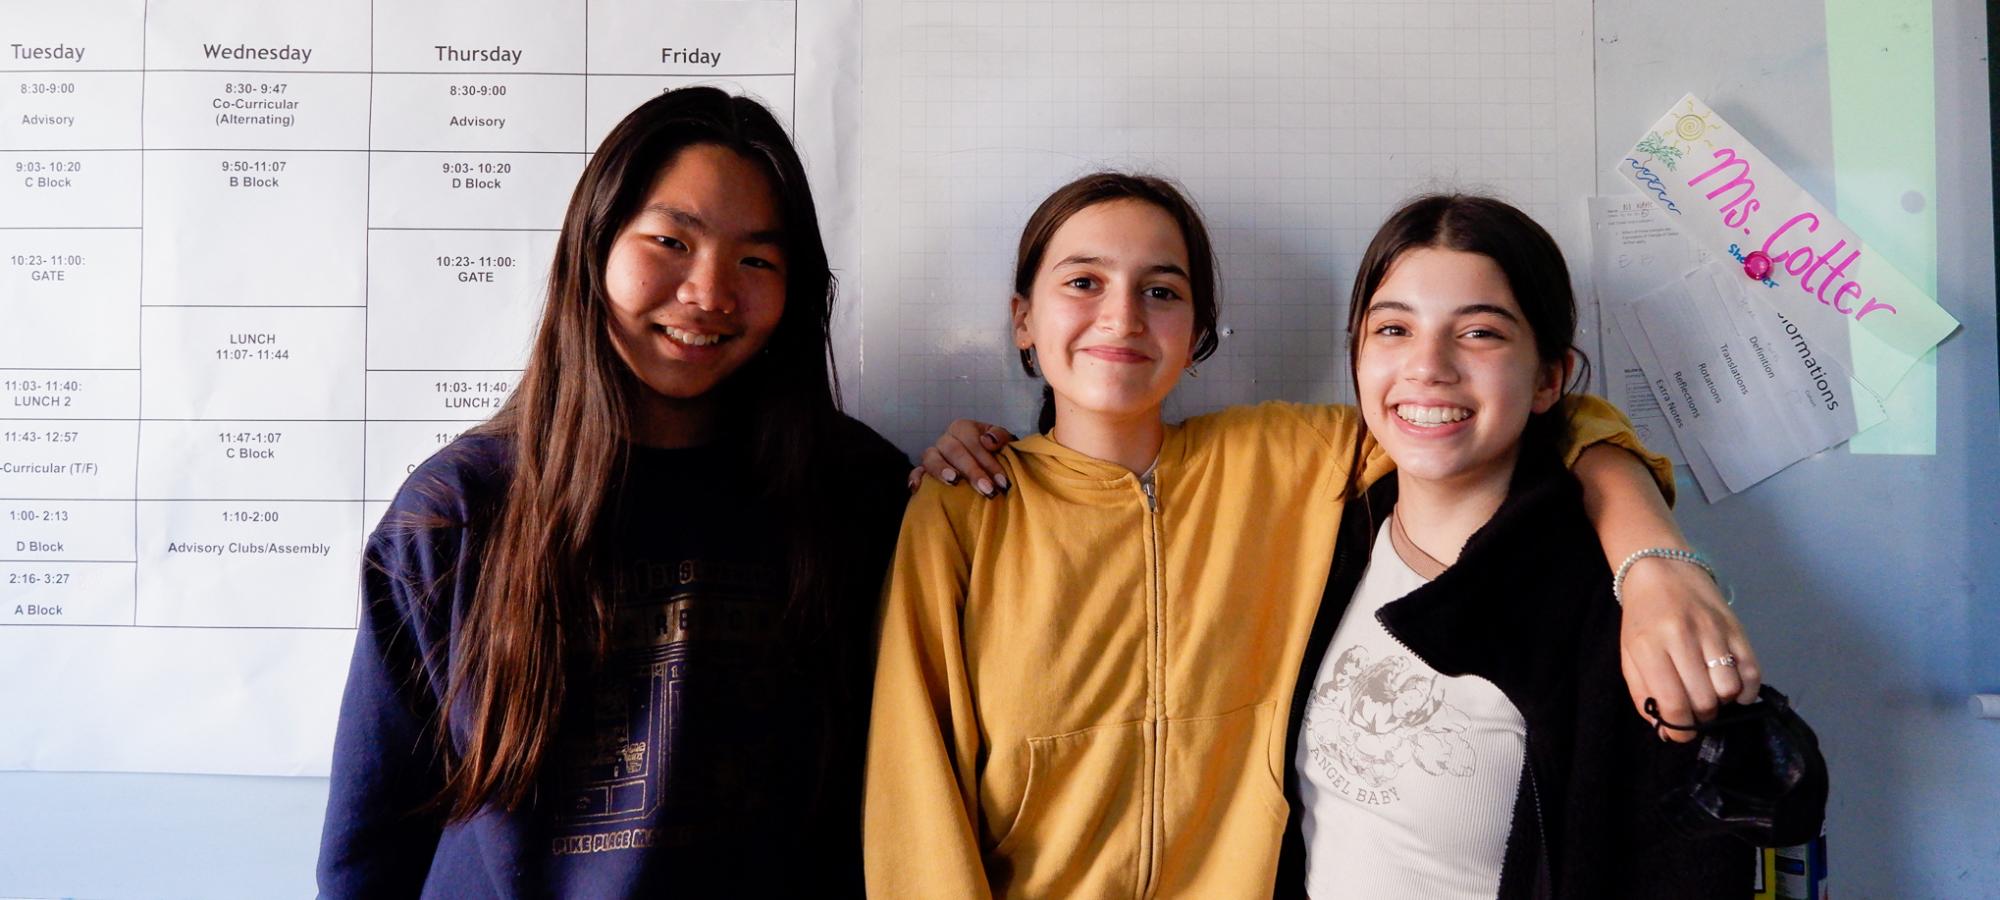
[1275,456,1747,899]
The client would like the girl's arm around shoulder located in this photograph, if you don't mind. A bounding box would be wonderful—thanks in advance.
[1180,400,1358,455]
[1560,395,1762,743]
[1559,394,1675,502]
[1176,395,1671,499]
[1179,401,1382,492]
[1252,392,1744,743]
[907,396,1671,502]
[863,478,994,898]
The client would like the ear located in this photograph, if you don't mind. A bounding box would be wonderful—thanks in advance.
[1529,351,1572,414]
[1011,294,1033,350]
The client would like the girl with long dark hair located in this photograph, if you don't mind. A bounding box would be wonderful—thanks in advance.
[317,87,907,897]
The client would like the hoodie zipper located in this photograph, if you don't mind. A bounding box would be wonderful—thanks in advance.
[1138,468,1164,897]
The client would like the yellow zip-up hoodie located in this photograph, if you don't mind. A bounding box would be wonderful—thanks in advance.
[864,398,1666,898]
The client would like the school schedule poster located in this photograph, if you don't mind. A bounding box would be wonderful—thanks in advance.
[0,0,859,776]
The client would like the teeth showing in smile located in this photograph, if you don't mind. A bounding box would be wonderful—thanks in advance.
[1396,404,1471,426]
[661,324,724,347]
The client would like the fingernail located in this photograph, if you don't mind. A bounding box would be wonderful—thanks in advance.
[995,472,1010,491]
[941,468,958,484]
[976,479,993,496]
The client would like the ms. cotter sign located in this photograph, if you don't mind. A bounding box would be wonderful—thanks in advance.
[1616,93,1959,400]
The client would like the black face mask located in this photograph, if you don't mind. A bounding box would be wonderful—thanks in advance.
[1647,684,1829,847]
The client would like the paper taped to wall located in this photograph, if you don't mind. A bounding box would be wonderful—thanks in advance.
[1588,195,1709,466]
[1613,261,1885,500]
[1613,94,1958,400]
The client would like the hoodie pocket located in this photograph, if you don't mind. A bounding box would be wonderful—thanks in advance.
[1153,701,1291,893]
[989,719,1146,896]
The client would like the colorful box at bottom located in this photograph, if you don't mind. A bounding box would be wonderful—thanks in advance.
[1774,832,1829,900]
[1752,846,1777,900]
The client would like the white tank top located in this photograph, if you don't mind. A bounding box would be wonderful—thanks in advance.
[1294,519,1526,899]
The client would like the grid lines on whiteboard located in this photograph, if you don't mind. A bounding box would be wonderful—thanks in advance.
[874,0,1560,451]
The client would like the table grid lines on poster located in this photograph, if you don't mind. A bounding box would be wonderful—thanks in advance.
[855,0,1591,452]
[1,0,801,638]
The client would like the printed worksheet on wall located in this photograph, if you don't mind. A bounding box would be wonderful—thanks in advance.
[851,0,1600,449]
[0,0,859,777]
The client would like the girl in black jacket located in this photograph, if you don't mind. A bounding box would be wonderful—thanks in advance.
[1279,194,1748,899]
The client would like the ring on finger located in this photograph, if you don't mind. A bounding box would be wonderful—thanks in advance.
[1704,653,1738,669]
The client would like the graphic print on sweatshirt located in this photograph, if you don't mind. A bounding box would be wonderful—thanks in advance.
[1301,643,1479,805]
[546,554,784,857]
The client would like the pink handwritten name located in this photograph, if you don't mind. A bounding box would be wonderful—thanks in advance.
[1686,147,1899,321]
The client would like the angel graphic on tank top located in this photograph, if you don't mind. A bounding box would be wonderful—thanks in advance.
[1302,643,1479,803]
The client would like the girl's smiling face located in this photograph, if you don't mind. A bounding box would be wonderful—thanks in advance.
[1356,247,1565,492]
[1012,199,1197,427]
[602,143,788,408]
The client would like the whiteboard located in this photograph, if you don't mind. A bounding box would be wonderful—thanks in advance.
[850,0,1601,448]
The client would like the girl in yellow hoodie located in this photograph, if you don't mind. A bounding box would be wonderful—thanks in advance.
[863,173,1743,898]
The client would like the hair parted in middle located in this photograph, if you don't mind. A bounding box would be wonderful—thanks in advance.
[430,85,868,823]
[1340,192,1589,501]
[1009,171,1222,431]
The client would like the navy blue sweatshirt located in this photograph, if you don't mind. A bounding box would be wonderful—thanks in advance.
[318,423,907,898]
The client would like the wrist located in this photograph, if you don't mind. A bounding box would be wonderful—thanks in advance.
[1613,547,1721,606]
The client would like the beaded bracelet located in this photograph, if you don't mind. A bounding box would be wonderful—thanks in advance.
[1612,547,1723,606]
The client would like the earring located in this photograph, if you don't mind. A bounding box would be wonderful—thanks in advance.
[1025,346,1041,377]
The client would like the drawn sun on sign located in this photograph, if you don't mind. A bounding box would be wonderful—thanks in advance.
[1667,99,1719,151]
[1634,100,1718,172]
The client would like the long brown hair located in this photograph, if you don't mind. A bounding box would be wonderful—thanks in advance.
[1340,194,1589,502]
[437,87,852,820]
[1012,172,1222,432]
